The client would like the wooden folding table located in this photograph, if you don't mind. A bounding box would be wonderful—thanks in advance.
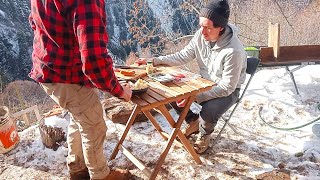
[110,67,215,179]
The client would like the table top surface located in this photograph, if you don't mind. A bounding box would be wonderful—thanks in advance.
[116,66,215,109]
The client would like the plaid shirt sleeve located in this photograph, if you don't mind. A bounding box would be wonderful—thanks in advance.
[72,0,123,97]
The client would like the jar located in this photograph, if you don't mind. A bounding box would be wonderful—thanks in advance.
[146,61,154,74]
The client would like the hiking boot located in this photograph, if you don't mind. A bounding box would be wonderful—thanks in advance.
[69,168,90,180]
[194,132,211,154]
[182,119,199,138]
[99,169,131,180]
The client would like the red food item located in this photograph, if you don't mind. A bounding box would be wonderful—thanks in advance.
[120,70,135,76]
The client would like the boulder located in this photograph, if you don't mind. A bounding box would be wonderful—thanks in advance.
[102,97,150,124]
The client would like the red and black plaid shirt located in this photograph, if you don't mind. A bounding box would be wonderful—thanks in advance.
[29,0,123,97]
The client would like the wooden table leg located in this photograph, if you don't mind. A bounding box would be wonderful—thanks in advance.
[110,105,140,160]
[177,131,201,164]
[157,103,201,164]
[150,128,179,180]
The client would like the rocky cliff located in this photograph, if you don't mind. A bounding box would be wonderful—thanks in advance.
[0,0,194,82]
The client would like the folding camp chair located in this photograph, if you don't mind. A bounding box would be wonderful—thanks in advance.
[211,57,261,146]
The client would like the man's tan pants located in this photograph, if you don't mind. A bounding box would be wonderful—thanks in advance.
[41,83,110,179]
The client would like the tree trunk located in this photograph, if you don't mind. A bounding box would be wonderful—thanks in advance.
[39,118,66,151]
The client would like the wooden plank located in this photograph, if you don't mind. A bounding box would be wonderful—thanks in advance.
[139,93,158,104]
[145,89,166,101]
[260,45,320,64]
[12,105,39,118]
[150,128,179,180]
[182,81,202,91]
[110,106,140,160]
[259,60,320,67]
[147,81,181,97]
[172,81,197,91]
[120,145,152,177]
[190,78,215,89]
[268,22,280,59]
[148,87,172,99]
[131,96,149,107]
[165,83,189,94]
[12,105,42,126]
[195,78,216,86]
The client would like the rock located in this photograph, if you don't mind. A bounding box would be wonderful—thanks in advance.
[256,169,291,180]
[102,97,150,124]
[278,162,286,169]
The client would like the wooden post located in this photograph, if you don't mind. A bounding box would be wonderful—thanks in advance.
[268,22,280,60]
[23,114,30,127]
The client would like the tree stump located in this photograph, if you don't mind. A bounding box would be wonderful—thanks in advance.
[39,110,67,151]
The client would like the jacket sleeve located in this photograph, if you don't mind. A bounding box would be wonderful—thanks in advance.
[153,31,201,66]
[71,0,123,97]
[196,50,245,103]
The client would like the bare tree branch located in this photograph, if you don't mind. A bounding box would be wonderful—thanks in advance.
[272,0,295,30]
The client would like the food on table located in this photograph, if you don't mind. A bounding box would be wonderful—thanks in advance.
[130,79,148,90]
[120,69,135,76]
[148,73,174,83]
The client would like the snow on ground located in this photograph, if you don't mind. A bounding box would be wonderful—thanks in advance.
[1,65,320,179]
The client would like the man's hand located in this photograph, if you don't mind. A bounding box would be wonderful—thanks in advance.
[135,58,153,66]
[119,83,132,101]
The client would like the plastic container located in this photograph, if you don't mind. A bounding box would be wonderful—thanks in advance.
[0,106,20,153]
[245,46,259,58]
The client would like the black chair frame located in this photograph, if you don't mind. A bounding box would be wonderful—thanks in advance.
[211,57,261,146]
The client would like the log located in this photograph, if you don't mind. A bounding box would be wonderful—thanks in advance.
[39,117,66,151]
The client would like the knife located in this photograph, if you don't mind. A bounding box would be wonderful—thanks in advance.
[114,65,145,69]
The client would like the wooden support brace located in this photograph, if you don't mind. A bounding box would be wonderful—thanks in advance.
[268,22,280,60]
[11,105,41,127]
[120,145,152,178]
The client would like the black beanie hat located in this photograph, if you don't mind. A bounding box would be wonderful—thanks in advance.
[199,0,230,28]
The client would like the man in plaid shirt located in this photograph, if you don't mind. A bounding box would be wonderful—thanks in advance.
[29,0,131,179]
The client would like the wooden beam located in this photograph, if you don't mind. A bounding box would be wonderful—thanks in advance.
[260,45,320,65]
[268,22,280,60]
[12,105,39,118]
[11,105,41,127]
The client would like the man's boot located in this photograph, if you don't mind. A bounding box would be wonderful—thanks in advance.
[194,132,211,154]
[99,168,131,180]
[69,168,90,180]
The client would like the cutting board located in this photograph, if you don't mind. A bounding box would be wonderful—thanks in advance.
[114,65,147,81]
